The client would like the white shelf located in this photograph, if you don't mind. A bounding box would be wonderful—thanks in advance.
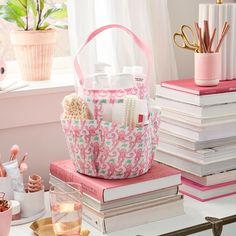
[9,192,236,236]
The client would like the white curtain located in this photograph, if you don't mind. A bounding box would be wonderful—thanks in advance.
[68,0,178,97]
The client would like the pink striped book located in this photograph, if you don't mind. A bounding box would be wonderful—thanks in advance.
[179,177,236,202]
[50,160,181,202]
[161,79,236,95]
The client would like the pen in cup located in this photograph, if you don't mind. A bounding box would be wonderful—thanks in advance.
[174,21,230,53]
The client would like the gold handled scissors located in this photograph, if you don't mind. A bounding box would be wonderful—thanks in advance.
[173,25,200,52]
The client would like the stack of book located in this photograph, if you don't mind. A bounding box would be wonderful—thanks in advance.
[50,159,183,233]
[156,79,236,202]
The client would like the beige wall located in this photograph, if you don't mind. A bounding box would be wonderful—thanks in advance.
[168,0,235,79]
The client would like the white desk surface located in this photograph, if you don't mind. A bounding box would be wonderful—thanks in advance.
[10,192,236,236]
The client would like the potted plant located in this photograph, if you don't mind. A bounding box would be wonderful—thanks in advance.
[0,0,67,81]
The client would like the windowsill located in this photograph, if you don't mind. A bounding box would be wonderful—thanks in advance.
[1,56,76,99]
[0,73,75,99]
[0,71,75,130]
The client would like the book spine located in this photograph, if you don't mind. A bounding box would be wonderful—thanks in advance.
[104,198,184,233]
[50,162,104,202]
[161,83,236,95]
[82,206,105,233]
[179,189,236,202]
[199,87,236,95]
[161,84,199,95]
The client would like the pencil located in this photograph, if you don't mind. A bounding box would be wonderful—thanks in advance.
[215,23,230,52]
[208,28,216,52]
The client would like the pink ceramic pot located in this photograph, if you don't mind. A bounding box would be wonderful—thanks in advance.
[10,29,57,81]
[0,207,12,236]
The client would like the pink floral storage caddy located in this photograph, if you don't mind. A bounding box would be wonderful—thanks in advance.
[61,24,161,179]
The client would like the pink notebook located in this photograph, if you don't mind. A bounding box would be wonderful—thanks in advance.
[50,160,181,202]
[180,177,236,201]
[161,79,236,95]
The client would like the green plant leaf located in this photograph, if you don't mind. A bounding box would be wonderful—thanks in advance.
[42,7,59,21]
[8,0,27,9]
[18,0,27,8]
[38,21,49,30]
[1,6,25,29]
[50,4,67,19]
[39,0,44,11]
[7,0,26,16]
[27,0,37,16]
[53,22,68,29]
[27,0,37,30]
[0,5,5,14]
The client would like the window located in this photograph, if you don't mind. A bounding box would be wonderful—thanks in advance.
[0,0,70,62]
[68,0,178,97]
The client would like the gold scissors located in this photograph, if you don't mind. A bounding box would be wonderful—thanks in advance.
[173,25,200,52]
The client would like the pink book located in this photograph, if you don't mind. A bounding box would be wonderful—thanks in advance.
[50,160,181,202]
[161,79,236,95]
[179,177,236,202]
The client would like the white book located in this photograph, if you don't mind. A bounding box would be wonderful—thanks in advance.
[156,96,236,118]
[84,195,182,218]
[160,130,236,151]
[50,160,181,202]
[160,120,236,141]
[161,109,236,127]
[155,150,236,176]
[83,196,184,233]
[182,169,236,186]
[50,174,179,211]
[156,84,236,106]
[162,116,236,131]
[179,178,236,201]
[158,141,236,163]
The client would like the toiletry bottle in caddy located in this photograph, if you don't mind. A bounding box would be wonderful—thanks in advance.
[121,65,146,86]
[85,62,111,89]
[111,67,135,124]
[111,66,148,125]
[86,62,112,121]
[111,67,134,89]
[132,66,146,85]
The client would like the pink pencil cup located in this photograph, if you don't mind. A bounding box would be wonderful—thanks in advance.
[0,207,12,236]
[194,52,221,86]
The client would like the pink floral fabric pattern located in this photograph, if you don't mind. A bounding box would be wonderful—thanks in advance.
[61,111,160,179]
[84,84,147,103]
